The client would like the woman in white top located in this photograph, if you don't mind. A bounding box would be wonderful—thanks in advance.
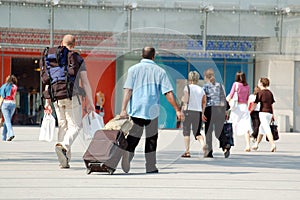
[181,71,207,158]
[248,86,261,141]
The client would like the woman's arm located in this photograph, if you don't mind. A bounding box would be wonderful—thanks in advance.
[226,82,236,101]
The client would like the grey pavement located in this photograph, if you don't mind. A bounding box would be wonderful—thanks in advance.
[0,126,300,200]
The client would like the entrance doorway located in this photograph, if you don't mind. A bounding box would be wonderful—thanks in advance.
[11,57,42,125]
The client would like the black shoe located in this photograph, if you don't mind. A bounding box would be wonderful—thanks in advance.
[55,144,69,169]
[146,169,159,174]
[7,136,15,141]
[224,149,230,158]
[204,150,213,158]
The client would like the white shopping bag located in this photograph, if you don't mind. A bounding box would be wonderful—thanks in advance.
[82,111,104,140]
[39,114,55,142]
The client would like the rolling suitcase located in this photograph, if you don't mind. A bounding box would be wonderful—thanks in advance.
[83,130,128,175]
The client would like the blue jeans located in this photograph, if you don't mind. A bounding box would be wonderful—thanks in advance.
[1,102,16,141]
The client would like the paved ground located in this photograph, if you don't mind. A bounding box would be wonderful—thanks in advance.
[0,126,299,200]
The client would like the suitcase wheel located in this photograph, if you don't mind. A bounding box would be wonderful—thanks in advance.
[86,167,92,175]
[102,164,115,175]
[107,167,115,175]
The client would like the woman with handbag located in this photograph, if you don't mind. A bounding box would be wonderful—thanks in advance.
[202,68,229,158]
[227,72,253,152]
[181,71,206,158]
[0,75,18,141]
[250,77,276,152]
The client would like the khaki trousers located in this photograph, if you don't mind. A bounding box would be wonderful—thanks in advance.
[54,98,82,160]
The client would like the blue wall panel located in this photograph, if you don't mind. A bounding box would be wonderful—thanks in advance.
[155,56,253,128]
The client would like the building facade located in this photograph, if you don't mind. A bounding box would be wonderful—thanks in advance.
[0,0,299,131]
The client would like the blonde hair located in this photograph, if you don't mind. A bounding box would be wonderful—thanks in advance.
[204,68,216,84]
[253,86,260,95]
[188,71,199,84]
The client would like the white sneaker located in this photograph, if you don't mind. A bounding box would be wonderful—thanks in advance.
[55,144,69,169]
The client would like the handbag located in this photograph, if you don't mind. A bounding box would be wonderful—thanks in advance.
[267,121,279,141]
[39,114,55,142]
[82,111,104,140]
[219,121,234,149]
[228,83,238,110]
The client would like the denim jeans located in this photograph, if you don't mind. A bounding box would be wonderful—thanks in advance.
[1,101,16,141]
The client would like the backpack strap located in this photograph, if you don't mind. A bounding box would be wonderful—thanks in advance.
[67,50,82,105]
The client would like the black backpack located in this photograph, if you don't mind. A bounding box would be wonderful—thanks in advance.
[40,46,84,102]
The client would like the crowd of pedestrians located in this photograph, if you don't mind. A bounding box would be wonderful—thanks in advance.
[179,70,277,159]
[1,40,277,174]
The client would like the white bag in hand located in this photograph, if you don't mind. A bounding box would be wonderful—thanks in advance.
[82,111,104,140]
[39,114,55,142]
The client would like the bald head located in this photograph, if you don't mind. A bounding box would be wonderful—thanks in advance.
[62,34,75,49]
[142,46,155,60]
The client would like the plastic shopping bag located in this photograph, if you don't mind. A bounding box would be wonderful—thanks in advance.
[39,114,55,142]
[82,111,104,140]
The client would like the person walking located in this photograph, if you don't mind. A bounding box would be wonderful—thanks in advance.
[120,46,182,173]
[250,78,276,152]
[43,34,95,168]
[202,68,229,158]
[180,71,206,158]
[248,86,261,141]
[227,72,253,152]
[0,75,18,141]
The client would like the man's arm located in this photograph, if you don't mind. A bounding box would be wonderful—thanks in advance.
[43,85,52,114]
[165,91,183,121]
[80,71,95,113]
[120,88,132,118]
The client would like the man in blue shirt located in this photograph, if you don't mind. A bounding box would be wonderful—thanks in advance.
[120,46,182,173]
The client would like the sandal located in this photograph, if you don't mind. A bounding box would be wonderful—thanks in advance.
[252,145,258,151]
[244,147,251,152]
[181,152,191,158]
[271,145,276,152]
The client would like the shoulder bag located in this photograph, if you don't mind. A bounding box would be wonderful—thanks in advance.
[229,83,238,110]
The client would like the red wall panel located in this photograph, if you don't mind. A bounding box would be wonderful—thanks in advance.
[84,55,116,123]
[1,50,117,124]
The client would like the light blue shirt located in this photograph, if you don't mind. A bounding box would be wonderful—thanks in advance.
[124,59,173,120]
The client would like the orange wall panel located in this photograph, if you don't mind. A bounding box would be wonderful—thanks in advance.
[84,55,116,123]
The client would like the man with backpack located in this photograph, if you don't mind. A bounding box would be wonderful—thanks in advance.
[42,34,94,169]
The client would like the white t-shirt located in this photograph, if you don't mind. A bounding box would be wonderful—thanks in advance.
[184,84,205,112]
[248,94,260,111]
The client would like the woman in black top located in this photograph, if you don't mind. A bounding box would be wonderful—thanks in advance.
[250,77,276,152]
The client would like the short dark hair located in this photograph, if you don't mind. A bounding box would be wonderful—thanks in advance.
[142,47,155,59]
